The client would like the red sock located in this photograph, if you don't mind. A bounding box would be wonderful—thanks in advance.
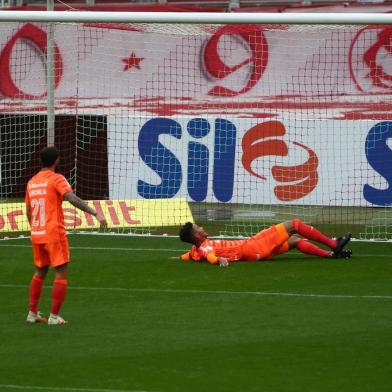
[51,278,67,316]
[292,219,336,249]
[296,239,330,258]
[29,274,44,313]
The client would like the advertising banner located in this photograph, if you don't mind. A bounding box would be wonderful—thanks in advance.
[0,198,192,232]
[108,116,392,207]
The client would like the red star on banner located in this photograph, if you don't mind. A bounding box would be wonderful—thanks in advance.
[122,52,144,71]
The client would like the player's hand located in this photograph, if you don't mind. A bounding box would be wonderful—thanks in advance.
[96,212,108,228]
[218,257,229,267]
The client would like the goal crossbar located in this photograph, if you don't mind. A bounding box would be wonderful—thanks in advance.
[0,11,391,25]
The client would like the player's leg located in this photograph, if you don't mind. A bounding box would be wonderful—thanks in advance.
[27,244,49,324]
[267,240,290,259]
[283,219,351,253]
[273,235,352,259]
[243,223,290,260]
[266,234,352,260]
[48,263,68,325]
[268,234,329,258]
[291,235,331,258]
[47,238,70,325]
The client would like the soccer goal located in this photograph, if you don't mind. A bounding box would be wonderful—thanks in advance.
[0,10,391,240]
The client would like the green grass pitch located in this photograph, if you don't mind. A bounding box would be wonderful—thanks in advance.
[0,235,391,392]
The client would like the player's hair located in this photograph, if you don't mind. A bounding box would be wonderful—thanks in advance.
[40,146,59,167]
[179,222,195,244]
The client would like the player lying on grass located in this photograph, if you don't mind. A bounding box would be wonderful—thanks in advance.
[178,220,352,267]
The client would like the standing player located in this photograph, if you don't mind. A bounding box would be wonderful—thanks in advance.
[25,146,107,325]
[178,220,352,267]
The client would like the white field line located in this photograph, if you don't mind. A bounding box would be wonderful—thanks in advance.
[0,244,183,252]
[0,243,390,258]
[0,385,155,392]
[0,283,391,300]
[2,234,392,243]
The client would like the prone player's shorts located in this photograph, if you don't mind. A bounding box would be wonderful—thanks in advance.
[242,223,290,261]
[32,237,70,268]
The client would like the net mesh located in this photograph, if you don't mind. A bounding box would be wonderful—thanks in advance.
[1,21,391,239]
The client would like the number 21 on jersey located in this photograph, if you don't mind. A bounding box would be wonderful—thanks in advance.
[31,198,45,227]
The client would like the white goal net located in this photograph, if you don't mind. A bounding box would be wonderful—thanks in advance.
[0,13,391,239]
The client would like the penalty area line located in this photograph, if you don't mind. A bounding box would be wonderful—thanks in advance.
[0,284,391,300]
[0,385,156,392]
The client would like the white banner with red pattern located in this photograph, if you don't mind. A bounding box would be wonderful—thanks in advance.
[0,18,392,113]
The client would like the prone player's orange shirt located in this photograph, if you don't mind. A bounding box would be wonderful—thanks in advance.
[184,238,247,264]
[25,170,73,244]
[182,224,290,263]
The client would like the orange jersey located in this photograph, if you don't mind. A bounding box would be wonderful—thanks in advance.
[185,238,247,263]
[182,224,290,264]
[25,170,73,243]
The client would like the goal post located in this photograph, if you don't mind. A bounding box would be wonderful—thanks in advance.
[0,11,391,240]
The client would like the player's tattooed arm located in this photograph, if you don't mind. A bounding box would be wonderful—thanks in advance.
[64,192,108,228]
[26,204,32,226]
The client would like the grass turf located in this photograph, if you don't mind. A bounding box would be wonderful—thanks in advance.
[0,235,391,392]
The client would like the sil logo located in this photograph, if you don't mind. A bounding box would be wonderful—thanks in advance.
[349,26,392,92]
[241,120,318,202]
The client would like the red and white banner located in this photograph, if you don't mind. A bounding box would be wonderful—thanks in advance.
[0,17,392,118]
